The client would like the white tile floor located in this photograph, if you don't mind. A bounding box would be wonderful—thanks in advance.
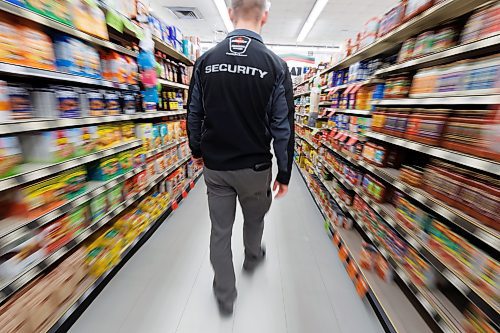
[70,167,384,333]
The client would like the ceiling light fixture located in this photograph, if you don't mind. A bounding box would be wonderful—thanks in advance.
[297,0,329,42]
[213,0,234,32]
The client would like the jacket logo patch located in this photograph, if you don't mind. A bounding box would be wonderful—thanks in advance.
[227,36,251,57]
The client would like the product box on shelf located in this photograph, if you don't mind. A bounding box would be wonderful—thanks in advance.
[132,147,146,168]
[12,166,86,220]
[0,136,22,179]
[117,151,133,173]
[422,160,500,230]
[441,109,499,161]
[5,83,33,120]
[72,0,108,39]
[136,123,153,151]
[90,191,107,222]
[88,156,121,181]
[106,183,123,211]
[377,2,406,38]
[20,128,92,163]
[122,92,137,114]
[53,35,102,79]
[0,249,88,332]
[0,18,55,71]
[96,124,120,150]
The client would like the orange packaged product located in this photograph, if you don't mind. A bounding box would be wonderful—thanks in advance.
[0,18,22,65]
[20,25,55,70]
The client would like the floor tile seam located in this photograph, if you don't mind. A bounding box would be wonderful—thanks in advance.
[294,170,343,332]
[174,246,216,333]
[273,214,289,333]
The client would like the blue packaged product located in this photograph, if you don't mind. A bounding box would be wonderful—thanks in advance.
[8,84,32,120]
[159,124,168,145]
[104,91,121,115]
[122,92,136,114]
[55,87,80,118]
[87,90,105,117]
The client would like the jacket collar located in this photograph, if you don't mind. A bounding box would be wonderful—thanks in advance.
[227,29,263,43]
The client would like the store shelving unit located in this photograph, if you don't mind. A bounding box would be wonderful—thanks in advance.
[0,155,193,305]
[0,138,188,255]
[372,94,500,106]
[294,0,499,331]
[153,37,194,66]
[0,63,139,90]
[158,79,190,90]
[0,139,142,192]
[366,132,500,176]
[357,160,499,252]
[295,164,437,333]
[0,1,137,57]
[45,172,202,333]
[0,0,198,326]
[318,0,488,75]
[293,91,311,98]
[376,35,500,76]
[322,108,372,116]
[0,111,187,136]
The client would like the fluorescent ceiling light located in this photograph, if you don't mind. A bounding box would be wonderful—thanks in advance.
[213,0,234,32]
[297,0,329,42]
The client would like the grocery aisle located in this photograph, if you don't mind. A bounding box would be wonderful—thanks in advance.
[70,166,383,333]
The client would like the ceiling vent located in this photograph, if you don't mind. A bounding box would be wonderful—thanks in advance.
[167,7,204,20]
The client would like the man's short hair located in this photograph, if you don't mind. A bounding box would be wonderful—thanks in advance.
[231,0,267,21]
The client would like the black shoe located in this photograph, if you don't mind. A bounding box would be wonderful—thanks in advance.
[243,247,266,273]
[213,281,236,316]
[217,299,234,316]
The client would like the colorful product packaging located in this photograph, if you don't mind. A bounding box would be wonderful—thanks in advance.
[0,136,22,179]
[118,151,133,173]
[88,156,121,181]
[136,123,153,151]
[104,91,121,115]
[90,192,107,222]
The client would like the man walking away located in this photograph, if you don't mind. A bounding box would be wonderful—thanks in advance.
[187,0,294,316]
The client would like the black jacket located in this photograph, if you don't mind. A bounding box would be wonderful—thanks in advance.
[187,29,295,184]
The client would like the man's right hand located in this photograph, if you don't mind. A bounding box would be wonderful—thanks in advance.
[273,180,288,199]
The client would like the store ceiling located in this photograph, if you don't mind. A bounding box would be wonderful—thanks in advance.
[152,0,395,47]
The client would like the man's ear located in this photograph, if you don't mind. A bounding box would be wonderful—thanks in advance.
[228,7,235,23]
[261,11,269,26]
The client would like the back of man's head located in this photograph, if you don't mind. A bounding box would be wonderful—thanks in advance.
[230,0,267,23]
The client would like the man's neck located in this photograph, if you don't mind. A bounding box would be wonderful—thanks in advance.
[234,21,261,35]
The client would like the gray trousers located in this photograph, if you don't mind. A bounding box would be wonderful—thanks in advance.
[204,167,273,304]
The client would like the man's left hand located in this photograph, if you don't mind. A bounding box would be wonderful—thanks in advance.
[193,157,204,167]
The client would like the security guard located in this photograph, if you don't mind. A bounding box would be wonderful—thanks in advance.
[187,0,294,315]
